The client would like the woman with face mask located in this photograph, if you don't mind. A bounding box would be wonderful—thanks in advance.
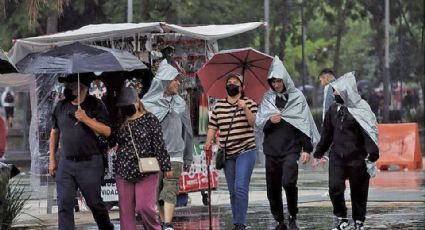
[204,73,258,230]
[108,87,172,230]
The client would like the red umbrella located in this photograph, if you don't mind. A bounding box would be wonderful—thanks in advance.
[196,47,273,103]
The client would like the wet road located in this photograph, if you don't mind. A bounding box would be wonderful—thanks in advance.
[10,166,425,229]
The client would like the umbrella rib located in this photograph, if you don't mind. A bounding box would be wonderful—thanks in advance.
[228,53,243,63]
[247,67,268,88]
[208,62,240,65]
[247,64,270,71]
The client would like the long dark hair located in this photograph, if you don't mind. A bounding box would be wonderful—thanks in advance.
[115,100,147,130]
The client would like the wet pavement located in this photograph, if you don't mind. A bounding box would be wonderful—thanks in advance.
[8,163,425,229]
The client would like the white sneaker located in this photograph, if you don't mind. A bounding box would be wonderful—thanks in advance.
[332,218,350,230]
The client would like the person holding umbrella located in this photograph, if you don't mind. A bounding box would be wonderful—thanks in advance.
[203,72,258,230]
[256,56,320,230]
[48,74,114,230]
[142,59,193,230]
[313,72,379,230]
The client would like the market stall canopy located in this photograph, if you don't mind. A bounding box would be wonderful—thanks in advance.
[8,22,264,64]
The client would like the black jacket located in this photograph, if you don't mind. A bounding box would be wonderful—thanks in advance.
[313,103,379,165]
[263,119,313,157]
[262,95,313,157]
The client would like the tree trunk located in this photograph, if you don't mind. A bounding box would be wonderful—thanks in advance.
[277,0,291,60]
[142,0,150,21]
[46,13,58,34]
[333,0,350,76]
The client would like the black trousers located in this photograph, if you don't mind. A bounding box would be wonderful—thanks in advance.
[265,154,299,222]
[56,154,114,230]
[329,160,370,222]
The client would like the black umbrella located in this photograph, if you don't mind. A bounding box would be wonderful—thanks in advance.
[0,49,17,74]
[16,42,147,74]
[16,42,148,105]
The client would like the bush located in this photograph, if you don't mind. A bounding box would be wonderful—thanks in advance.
[1,178,30,230]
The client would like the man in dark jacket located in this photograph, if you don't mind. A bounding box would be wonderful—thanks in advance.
[313,72,379,230]
[256,56,320,230]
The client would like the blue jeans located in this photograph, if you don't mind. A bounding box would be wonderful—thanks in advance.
[224,149,256,225]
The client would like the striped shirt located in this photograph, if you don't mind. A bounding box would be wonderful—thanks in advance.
[208,97,257,157]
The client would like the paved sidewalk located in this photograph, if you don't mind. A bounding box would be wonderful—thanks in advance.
[9,165,425,229]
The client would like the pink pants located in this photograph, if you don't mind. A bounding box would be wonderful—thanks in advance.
[116,174,161,230]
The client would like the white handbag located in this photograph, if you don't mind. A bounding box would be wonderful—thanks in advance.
[127,123,160,173]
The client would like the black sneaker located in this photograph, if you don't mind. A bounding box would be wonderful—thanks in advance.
[354,220,364,230]
[233,224,246,230]
[162,223,174,230]
[275,221,288,230]
[288,216,299,230]
[332,218,350,230]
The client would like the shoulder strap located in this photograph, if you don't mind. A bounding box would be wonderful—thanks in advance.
[223,105,239,150]
[127,123,140,159]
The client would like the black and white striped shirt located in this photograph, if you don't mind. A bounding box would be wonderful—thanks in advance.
[208,97,257,156]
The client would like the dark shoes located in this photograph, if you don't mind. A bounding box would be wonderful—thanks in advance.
[275,221,288,230]
[233,224,246,230]
[354,220,365,230]
[288,216,299,230]
[162,223,175,230]
[332,218,350,230]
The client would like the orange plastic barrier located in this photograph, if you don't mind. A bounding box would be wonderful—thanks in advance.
[377,123,423,170]
[0,116,6,158]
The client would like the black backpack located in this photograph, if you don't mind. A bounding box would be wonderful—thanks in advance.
[4,92,14,103]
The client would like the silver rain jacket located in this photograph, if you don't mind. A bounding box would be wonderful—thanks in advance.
[330,72,378,146]
[255,56,320,149]
[142,59,187,122]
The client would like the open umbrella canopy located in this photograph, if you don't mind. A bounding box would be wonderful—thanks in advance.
[0,49,17,74]
[196,47,273,103]
[16,42,147,74]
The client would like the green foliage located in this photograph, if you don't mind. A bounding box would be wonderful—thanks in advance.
[1,178,30,230]
[0,0,423,101]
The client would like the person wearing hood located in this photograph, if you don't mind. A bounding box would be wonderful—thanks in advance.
[48,74,114,230]
[313,72,379,230]
[142,59,193,230]
[256,56,320,230]
[203,72,258,230]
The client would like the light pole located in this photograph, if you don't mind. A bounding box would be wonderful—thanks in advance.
[383,0,391,122]
[127,0,133,23]
[264,0,270,54]
[301,1,306,91]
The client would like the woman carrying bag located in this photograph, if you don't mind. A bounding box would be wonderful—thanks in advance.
[203,73,258,230]
[109,87,172,230]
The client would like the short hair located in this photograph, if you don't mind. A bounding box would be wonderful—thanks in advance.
[318,68,335,78]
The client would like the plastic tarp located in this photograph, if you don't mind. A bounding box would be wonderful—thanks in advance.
[8,22,264,64]
[164,22,264,41]
[0,73,33,92]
